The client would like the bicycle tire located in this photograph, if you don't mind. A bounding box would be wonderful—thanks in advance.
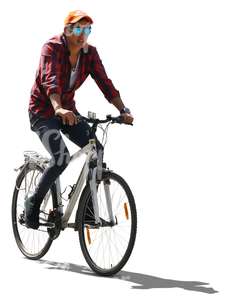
[77,171,137,276]
[12,162,57,260]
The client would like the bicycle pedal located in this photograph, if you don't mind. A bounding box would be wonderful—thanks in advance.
[101,219,113,227]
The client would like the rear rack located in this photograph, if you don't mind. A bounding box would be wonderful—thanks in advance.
[23,150,50,167]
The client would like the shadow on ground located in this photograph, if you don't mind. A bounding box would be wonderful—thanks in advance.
[38,259,218,293]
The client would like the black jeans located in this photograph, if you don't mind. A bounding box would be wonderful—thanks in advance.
[29,112,103,206]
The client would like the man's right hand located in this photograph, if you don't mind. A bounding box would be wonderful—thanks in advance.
[55,108,78,126]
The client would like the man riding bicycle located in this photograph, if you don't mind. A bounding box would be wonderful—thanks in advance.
[26,10,134,229]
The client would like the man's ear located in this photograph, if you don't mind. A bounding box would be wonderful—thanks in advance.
[64,24,73,36]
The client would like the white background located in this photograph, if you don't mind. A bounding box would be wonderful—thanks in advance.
[0,0,227,299]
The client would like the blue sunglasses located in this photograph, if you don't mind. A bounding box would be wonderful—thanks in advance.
[72,26,92,36]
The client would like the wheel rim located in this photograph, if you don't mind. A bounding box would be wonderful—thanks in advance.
[82,178,134,271]
[13,167,52,257]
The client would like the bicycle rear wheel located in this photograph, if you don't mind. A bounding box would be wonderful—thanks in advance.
[77,171,137,276]
[12,163,56,259]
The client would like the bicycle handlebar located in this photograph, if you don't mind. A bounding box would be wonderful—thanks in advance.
[78,114,133,126]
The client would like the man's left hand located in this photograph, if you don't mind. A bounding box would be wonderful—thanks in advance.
[121,113,134,125]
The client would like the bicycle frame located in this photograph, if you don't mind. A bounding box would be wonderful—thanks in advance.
[60,138,97,228]
[32,137,114,229]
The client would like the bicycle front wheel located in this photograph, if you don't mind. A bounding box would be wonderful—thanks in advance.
[12,163,56,260]
[77,171,137,276]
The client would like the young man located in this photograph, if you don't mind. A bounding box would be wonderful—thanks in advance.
[26,10,134,229]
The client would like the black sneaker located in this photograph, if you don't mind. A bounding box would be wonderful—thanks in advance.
[24,196,40,230]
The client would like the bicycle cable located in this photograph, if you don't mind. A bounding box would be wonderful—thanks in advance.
[59,185,73,202]
[99,121,112,148]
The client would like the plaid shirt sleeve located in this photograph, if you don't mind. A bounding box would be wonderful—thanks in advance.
[90,47,120,102]
[40,43,62,97]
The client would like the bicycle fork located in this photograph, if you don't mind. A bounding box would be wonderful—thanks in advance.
[103,179,115,224]
[89,167,116,226]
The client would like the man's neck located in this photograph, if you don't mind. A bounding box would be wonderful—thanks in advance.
[69,45,81,56]
[66,36,81,56]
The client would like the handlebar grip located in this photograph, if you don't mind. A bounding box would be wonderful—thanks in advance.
[116,115,133,126]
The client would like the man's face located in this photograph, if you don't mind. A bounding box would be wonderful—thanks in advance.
[68,19,91,48]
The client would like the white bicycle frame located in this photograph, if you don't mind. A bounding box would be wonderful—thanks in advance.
[21,137,115,229]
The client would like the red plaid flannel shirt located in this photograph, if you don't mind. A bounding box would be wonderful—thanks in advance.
[28,33,120,122]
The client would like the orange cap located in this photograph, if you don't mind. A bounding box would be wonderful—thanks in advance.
[64,10,93,25]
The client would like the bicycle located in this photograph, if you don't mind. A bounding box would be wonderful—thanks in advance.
[12,112,137,276]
